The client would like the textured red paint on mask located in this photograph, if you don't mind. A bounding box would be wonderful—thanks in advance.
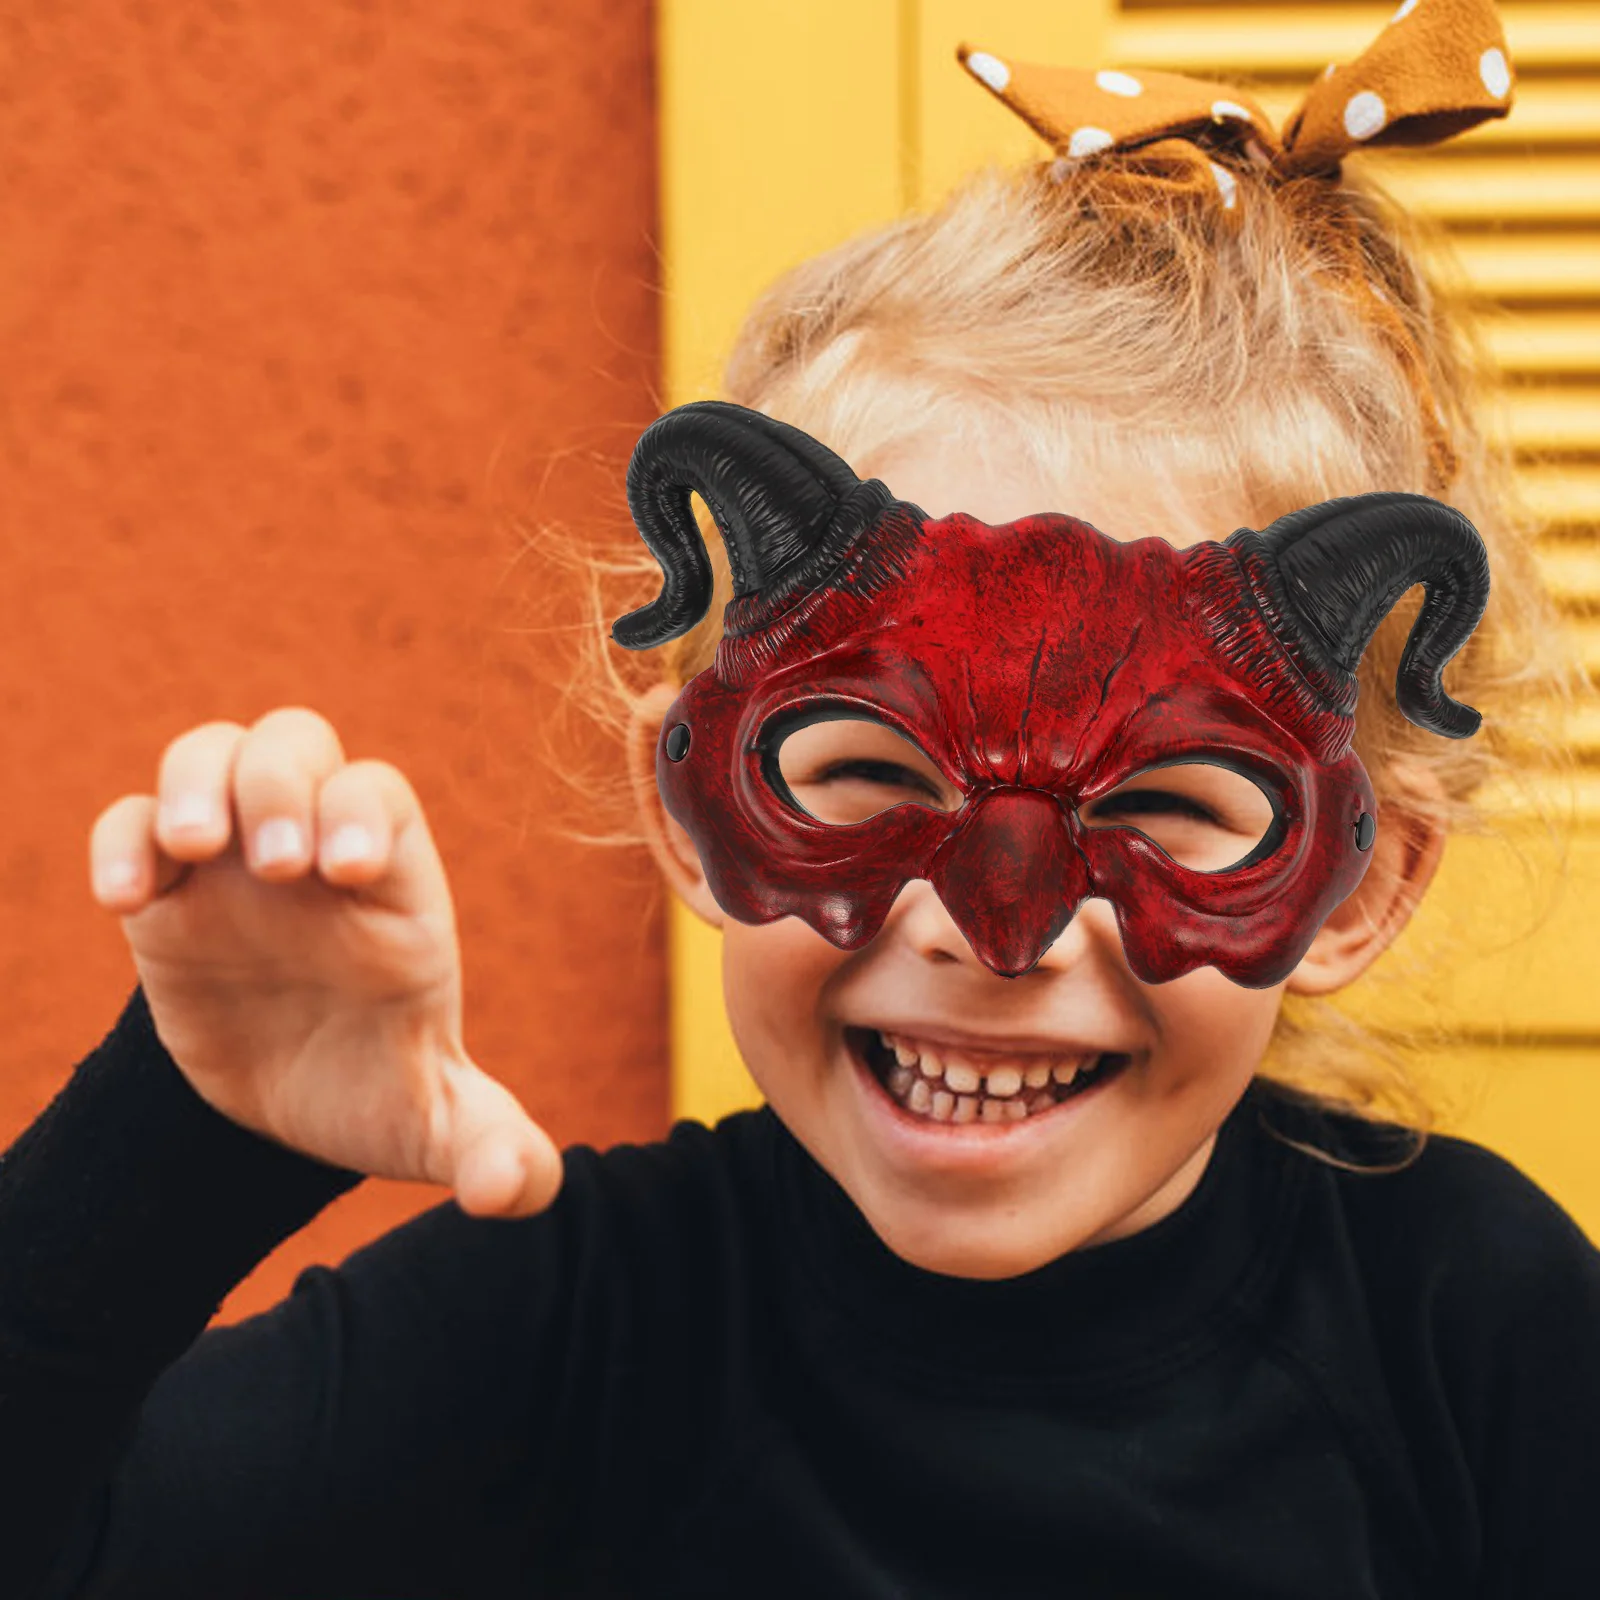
[656,505,1376,985]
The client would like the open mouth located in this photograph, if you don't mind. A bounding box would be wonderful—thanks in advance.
[848,1027,1133,1126]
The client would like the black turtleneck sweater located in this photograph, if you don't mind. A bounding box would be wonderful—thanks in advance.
[4,986,1600,1599]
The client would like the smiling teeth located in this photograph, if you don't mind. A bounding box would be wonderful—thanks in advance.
[874,1030,1110,1123]
[985,1067,1023,1098]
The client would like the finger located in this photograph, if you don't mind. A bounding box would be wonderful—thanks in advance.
[310,759,403,886]
[232,707,348,881]
[153,721,248,863]
[442,1060,564,1220]
[314,758,455,922]
[89,794,189,912]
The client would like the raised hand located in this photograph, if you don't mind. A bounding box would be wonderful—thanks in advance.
[87,707,563,1220]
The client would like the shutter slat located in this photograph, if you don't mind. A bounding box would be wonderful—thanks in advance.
[1567,616,1600,679]
[1522,465,1600,530]
[1111,5,1600,74]
[1562,700,1600,756]
[1373,153,1600,224]
[1436,234,1599,302]
[1537,540,1600,602]
[1494,385,1600,453]
[1491,699,1600,760]
[1476,770,1600,823]
[1483,312,1600,376]
[1247,77,1600,146]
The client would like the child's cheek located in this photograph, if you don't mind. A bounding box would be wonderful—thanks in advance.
[720,915,851,1096]
[1127,966,1287,1112]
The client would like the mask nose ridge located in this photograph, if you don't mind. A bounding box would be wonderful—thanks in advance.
[927,788,1088,978]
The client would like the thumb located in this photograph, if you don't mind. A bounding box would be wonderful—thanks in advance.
[445,1060,565,1220]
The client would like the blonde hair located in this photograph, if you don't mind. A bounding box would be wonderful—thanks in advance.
[520,146,1585,1167]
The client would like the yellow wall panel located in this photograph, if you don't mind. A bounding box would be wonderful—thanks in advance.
[1343,827,1600,1036]
[659,1,900,405]
[1436,1047,1600,1239]
[912,0,1113,207]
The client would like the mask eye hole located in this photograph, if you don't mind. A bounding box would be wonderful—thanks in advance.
[1077,759,1285,873]
[764,712,962,826]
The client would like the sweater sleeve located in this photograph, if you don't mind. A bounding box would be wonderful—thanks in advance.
[0,987,364,1596]
[0,988,586,1599]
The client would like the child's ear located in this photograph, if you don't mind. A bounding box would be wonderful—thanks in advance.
[1285,761,1448,997]
[627,681,725,928]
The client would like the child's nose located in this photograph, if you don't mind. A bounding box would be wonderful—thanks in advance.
[926,789,1090,977]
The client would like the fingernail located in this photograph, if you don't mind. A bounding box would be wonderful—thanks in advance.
[161,793,217,832]
[254,818,306,867]
[95,859,139,897]
[322,823,374,867]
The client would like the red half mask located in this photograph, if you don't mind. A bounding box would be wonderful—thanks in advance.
[612,402,1489,986]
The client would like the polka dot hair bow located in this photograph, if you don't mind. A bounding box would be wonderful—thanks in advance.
[957,0,1515,491]
[957,0,1515,213]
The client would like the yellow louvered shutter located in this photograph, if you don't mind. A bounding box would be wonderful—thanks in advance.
[1107,0,1600,1231]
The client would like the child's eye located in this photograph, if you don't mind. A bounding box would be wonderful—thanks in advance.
[814,760,944,798]
[767,715,961,826]
[1083,790,1219,824]
[1078,762,1282,872]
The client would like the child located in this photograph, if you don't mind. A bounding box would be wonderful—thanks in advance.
[5,3,1598,1596]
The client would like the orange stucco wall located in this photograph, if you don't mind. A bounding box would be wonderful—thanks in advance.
[0,2,666,1322]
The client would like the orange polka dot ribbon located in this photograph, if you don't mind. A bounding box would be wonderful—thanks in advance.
[956,0,1516,490]
[957,0,1514,201]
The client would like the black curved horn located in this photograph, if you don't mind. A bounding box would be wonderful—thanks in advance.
[611,400,895,651]
[1224,490,1490,737]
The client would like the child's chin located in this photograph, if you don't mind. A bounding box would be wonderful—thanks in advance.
[851,1190,1092,1280]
